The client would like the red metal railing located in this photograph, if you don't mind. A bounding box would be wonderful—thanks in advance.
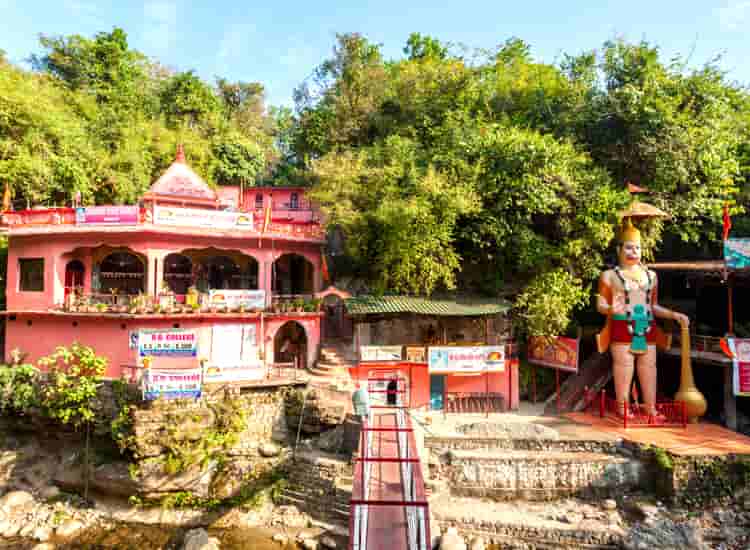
[583,388,687,429]
[444,392,505,414]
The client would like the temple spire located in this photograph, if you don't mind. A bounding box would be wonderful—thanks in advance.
[175,143,186,164]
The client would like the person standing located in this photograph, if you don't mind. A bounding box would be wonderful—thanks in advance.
[352,382,371,421]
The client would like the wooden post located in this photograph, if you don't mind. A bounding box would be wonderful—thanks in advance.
[355,321,361,362]
[724,363,738,431]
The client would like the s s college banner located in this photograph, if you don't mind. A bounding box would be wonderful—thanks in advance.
[154,206,253,231]
[428,346,505,373]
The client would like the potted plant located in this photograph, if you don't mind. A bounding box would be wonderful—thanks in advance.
[293,298,304,312]
[96,302,108,314]
[191,302,201,314]
[238,303,247,314]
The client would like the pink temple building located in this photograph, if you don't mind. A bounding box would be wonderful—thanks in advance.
[1,147,330,378]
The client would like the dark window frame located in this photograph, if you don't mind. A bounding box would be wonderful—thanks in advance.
[19,258,45,292]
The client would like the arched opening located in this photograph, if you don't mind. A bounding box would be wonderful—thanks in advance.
[192,254,259,291]
[64,260,85,299]
[273,254,314,295]
[96,251,145,294]
[163,253,192,294]
[323,294,347,341]
[273,321,308,369]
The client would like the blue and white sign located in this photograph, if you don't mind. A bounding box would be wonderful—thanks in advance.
[142,367,202,400]
[138,329,198,357]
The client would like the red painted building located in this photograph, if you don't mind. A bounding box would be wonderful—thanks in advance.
[1,147,326,378]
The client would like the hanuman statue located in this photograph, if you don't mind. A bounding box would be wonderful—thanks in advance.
[596,220,690,417]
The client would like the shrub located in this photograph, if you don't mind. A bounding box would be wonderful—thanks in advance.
[0,363,39,414]
[37,343,107,429]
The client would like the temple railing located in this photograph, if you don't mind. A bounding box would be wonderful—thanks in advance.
[670,331,724,354]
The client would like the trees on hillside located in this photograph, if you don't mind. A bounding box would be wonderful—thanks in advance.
[297,34,750,335]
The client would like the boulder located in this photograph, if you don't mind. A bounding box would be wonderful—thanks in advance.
[623,519,708,550]
[468,537,485,550]
[32,544,56,550]
[183,528,220,550]
[259,443,281,458]
[602,499,617,511]
[320,535,337,549]
[0,520,21,537]
[0,489,34,511]
[56,519,85,538]
[33,526,52,541]
[139,460,217,499]
[302,539,318,550]
[39,485,61,501]
[439,527,467,550]
[272,533,287,545]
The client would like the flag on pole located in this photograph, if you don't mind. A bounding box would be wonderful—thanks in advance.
[723,203,732,241]
[321,253,330,285]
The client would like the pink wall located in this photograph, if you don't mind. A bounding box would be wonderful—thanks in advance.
[6,313,320,379]
[6,231,322,311]
[242,188,316,223]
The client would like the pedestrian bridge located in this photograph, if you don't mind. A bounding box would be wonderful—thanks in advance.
[349,407,430,550]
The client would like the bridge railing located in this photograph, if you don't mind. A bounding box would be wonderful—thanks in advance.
[349,408,430,550]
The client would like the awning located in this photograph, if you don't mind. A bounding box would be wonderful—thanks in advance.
[345,295,510,317]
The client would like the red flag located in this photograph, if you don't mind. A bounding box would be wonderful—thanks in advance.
[2,183,10,211]
[723,203,732,241]
[321,253,330,284]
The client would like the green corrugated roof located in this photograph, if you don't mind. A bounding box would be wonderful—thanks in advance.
[344,295,510,317]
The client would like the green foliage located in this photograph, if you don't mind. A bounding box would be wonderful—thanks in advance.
[111,378,138,454]
[37,343,107,429]
[0,363,39,414]
[514,269,588,337]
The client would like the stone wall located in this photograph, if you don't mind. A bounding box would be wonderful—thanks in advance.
[667,453,750,506]
[429,449,647,501]
[276,451,352,523]
[434,518,621,549]
[424,436,620,455]
[132,385,289,459]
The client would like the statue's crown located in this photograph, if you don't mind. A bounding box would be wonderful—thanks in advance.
[619,218,641,244]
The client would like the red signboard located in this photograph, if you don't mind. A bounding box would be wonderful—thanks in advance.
[728,338,750,397]
[527,336,579,373]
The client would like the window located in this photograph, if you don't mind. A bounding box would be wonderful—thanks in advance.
[290,192,299,210]
[255,193,263,209]
[19,258,44,292]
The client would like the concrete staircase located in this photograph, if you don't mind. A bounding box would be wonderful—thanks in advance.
[308,341,356,386]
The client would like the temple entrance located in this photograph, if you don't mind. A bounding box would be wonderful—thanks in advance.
[64,260,85,298]
[323,294,349,341]
[96,251,145,294]
[273,254,314,295]
[274,321,308,369]
[187,251,259,292]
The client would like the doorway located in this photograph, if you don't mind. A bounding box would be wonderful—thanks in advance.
[430,374,446,411]
[64,260,85,299]
[273,321,308,369]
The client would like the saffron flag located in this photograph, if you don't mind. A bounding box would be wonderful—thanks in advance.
[2,184,10,211]
[321,253,330,284]
[262,194,272,233]
[723,203,732,241]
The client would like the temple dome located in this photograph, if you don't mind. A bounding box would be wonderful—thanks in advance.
[142,145,218,205]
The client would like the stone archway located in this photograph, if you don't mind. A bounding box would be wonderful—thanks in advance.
[273,321,308,369]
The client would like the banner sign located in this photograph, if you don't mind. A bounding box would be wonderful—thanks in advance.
[138,329,198,357]
[203,363,264,383]
[725,239,750,269]
[154,205,253,231]
[208,289,265,310]
[205,324,262,383]
[143,367,202,400]
[360,345,403,361]
[527,336,580,373]
[76,206,139,225]
[727,338,750,397]
[428,346,505,373]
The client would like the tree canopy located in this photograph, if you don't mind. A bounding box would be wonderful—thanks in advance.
[2,29,749,335]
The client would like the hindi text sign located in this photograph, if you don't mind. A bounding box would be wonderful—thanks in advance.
[527,336,580,373]
[143,368,202,400]
[138,329,198,357]
[428,346,505,373]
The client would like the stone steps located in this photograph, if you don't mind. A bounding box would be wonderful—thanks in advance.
[276,490,350,520]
